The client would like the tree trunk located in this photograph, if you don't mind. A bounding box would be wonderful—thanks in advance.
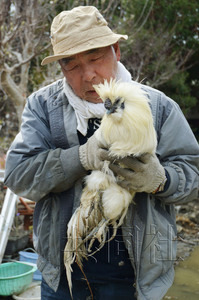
[1,70,26,125]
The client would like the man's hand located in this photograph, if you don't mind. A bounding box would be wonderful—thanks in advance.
[79,134,108,171]
[107,153,167,193]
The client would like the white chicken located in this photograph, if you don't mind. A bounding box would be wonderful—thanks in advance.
[64,79,157,298]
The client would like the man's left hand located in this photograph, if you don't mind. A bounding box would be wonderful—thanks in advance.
[105,153,166,194]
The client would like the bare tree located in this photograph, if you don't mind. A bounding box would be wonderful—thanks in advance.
[0,0,197,125]
[0,0,51,123]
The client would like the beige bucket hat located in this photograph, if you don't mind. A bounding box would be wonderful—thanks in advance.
[41,6,128,65]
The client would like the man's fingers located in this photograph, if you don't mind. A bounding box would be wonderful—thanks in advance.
[108,163,122,174]
[137,153,151,164]
[99,151,153,171]
[117,179,143,191]
[99,149,118,162]
[109,163,134,178]
[116,156,145,172]
[116,180,130,190]
[99,148,111,161]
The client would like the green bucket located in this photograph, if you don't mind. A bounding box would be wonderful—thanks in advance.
[0,262,37,296]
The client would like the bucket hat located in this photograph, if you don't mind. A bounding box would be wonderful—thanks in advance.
[41,6,128,65]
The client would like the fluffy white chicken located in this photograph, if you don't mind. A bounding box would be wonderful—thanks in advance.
[64,79,157,298]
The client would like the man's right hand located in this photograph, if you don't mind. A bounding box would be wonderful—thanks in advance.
[79,134,108,171]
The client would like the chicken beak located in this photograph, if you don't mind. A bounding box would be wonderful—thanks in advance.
[107,107,116,114]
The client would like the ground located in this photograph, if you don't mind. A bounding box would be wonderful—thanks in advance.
[174,198,199,263]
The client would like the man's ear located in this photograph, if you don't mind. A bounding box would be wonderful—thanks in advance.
[112,42,121,61]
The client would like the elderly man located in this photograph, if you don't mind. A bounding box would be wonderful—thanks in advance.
[4,6,199,300]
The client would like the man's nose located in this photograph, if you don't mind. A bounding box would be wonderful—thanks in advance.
[82,65,96,82]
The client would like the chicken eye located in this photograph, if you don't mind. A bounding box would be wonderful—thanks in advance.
[121,102,125,109]
[104,98,112,110]
[115,97,121,105]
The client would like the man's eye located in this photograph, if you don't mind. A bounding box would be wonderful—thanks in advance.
[67,65,78,71]
[91,55,103,62]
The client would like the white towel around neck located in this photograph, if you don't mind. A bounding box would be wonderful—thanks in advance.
[63,61,132,136]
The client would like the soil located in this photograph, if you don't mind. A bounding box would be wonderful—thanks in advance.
[174,199,199,264]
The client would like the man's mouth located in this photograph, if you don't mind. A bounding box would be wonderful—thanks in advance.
[86,90,98,95]
[84,89,102,103]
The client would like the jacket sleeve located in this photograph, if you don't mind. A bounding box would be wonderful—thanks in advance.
[154,92,199,204]
[4,93,86,201]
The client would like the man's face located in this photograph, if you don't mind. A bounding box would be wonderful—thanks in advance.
[59,43,121,103]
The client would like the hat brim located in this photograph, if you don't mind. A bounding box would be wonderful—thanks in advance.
[41,34,128,65]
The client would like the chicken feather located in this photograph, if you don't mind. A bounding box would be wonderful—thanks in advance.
[64,79,157,299]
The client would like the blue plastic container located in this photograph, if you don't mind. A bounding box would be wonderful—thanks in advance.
[19,249,42,281]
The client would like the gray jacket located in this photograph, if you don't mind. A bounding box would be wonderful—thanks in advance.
[4,79,199,300]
